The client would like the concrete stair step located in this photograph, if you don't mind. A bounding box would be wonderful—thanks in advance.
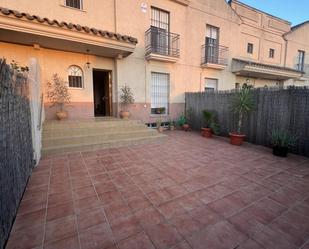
[42,129,159,147]
[43,125,150,138]
[42,134,166,156]
[43,119,143,130]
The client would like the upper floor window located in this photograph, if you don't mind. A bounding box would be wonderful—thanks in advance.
[269,48,275,58]
[68,65,83,88]
[151,7,169,31]
[65,0,82,10]
[247,43,253,54]
[297,50,305,72]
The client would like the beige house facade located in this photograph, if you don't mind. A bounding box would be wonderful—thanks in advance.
[0,0,308,123]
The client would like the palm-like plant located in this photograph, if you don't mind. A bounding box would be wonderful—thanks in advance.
[231,87,255,134]
[202,110,220,135]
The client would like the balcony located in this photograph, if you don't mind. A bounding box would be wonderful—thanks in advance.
[145,27,180,63]
[201,44,229,69]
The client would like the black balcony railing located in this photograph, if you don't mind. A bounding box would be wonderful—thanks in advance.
[201,44,229,66]
[145,26,180,58]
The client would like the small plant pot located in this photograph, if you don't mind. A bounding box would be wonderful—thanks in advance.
[157,126,164,133]
[201,128,212,138]
[120,111,130,119]
[273,146,289,157]
[229,132,245,146]
[56,111,68,120]
[182,124,190,132]
[169,126,175,131]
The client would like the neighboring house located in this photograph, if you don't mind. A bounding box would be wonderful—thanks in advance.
[0,0,307,123]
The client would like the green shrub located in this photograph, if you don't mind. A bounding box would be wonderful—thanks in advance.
[271,130,297,148]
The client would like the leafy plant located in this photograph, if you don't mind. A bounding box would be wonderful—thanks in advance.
[10,60,29,72]
[202,110,220,135]
[271,130,297,148]
[46,74,71,111]
[156,118,162,128]
[231,87,255,134]
[176,114,186,127]
[120,85,134,111]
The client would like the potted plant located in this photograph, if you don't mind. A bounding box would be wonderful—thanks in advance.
[46,74,71,120]
[169,120,175,131]
[119,85,134,119]
[156,119,163,133]
[229,87,255,145]
[177,113,190,131]
[271,130,297,157]
[155,107,166,115]
[201,110,220,138]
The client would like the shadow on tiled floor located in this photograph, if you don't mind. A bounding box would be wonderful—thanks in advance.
[6,131,309,249]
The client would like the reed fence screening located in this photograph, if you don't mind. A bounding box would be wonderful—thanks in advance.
[185,87,309,157]
[0,59,34,249]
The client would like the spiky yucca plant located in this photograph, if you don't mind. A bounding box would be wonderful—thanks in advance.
[231,87,255,134]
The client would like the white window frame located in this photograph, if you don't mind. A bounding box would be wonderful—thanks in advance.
[64,0,83,10]
[205,78,218,91]
[151,72,170,115]
[68,65,84,89]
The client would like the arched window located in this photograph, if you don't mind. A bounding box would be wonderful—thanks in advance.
[68,65,83,88]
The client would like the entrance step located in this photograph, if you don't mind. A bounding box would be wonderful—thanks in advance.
[42,118,166,156]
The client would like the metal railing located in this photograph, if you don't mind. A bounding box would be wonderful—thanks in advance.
[145,26,180,57]
[201,44,229,66]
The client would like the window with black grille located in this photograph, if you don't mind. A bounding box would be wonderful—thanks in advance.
[68,65,83,88]
[65,0,82,9]
[151,72,169,115]
[150,7,170,55]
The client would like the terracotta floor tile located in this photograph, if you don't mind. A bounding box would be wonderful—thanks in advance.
[245,197,287,224]
[145,222,183,249]
[117,232,155,249]
[187,220,247,249]
[47,202,74,221]
[74,196,101,214]
[45,215,77,243]
[252,223,298,249]
[48,191,73,207]
[104,200,132,222]
[268,187,305,208]
[170,241,192,249]
[134,207,165,228]
[110,214,142,242]
[127,195,151,212]
[77,208,107,231]
[73,185,97,200]
[79,223,115,249]
[147,189,173,206]
[43,235,80,249]
[95,181,117,194]
[6,224,44,249]
[169,212,203,238]
[158,200,187,219]
[99,190,123,206]
[12,209,46,232]
[188,206,222,227]
[236,239,265,249]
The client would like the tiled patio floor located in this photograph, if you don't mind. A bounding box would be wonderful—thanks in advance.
[6,131,309,249]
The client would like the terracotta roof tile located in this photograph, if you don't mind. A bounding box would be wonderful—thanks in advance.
[0,6,138,45]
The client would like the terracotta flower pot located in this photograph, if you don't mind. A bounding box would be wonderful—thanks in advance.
[229,132,246,146]
[201,127,212,138]
[182,124,190,131]
[157,126,164,133]
[120,111,130,119]
[56,111,68,120]
[169,125,175,131]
